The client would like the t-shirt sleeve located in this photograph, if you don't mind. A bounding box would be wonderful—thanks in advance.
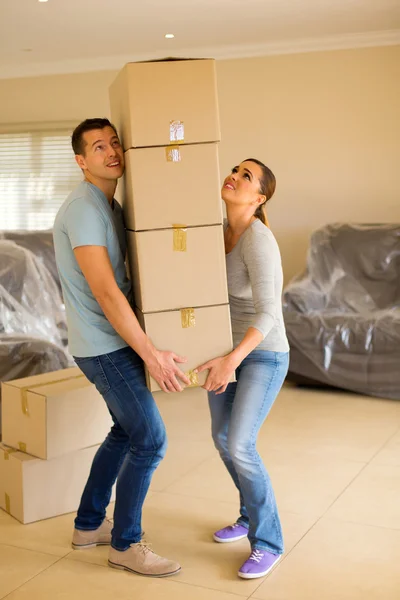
[64,199,108,249]
[241,229,278,339]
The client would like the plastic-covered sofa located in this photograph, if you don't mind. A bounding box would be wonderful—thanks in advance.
[283,223,400,400]
[0,230,61,294]
[0,238,71,432]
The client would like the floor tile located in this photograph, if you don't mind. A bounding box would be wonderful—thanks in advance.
[0,543,59,599]
[252,518,400,600]
[0,510,74,558]
[150,437,215,492]
[0,500,116,557]
[326,463,400,529]
[260,386,400,462]
[165,452,366,517]
[5,558,246,600]
[370,428,400,467]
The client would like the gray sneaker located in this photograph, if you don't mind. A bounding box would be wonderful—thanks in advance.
[108,542,181,577]
[72,518,113,549]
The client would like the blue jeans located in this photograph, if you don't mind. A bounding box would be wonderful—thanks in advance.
[208,349,289,554]
[73,346,167,551]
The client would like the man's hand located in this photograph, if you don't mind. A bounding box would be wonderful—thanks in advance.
[146,349,190,393]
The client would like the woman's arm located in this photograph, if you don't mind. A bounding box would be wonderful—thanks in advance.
[196,229,278,394]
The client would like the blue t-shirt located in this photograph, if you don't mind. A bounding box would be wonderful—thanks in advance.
[53,181,131,357]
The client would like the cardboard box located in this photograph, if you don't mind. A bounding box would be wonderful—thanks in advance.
[0,443,115,524]
[109,59,220,149]
[122,142,223,231]
[137,304,234,392]
[1,368,112,460]
[127,225,228,313]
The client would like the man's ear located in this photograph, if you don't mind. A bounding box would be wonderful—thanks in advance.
[75,154,87,171]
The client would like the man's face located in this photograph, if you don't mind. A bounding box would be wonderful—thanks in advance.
[75,126,124,181]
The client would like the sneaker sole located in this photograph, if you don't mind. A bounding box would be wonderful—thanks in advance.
[238,554,282,579]
[71,541,111,550]
[108,560,181,578]
[213,533,248,544]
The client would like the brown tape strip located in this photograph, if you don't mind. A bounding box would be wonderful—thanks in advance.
[18,442,27,453]
[169,120,184,143]
[19,373,85,416]
[186,370,199,387]
[5,493,10,514]
[166,146,181,162]
[173,227,187,252]
[181,308,195,329]
[3,448,17,460]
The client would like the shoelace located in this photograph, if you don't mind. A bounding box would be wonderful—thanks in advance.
[130,540,154,555]
[229,523,242,530]
[139,541,155,555]
[249,549,264,563]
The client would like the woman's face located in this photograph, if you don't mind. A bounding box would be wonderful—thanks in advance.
[222,160,264,208]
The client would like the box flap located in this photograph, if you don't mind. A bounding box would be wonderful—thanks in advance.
[131,56,212,64]
[4,367,81,390]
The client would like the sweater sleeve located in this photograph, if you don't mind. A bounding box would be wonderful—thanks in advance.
[241,228,278,339]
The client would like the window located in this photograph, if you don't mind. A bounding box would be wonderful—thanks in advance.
[0,125,82,231]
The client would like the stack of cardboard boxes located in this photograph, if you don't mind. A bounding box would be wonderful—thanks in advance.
[0,367,113,523]
[109,58,233,391]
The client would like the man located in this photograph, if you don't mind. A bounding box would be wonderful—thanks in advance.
[53,118,190,577]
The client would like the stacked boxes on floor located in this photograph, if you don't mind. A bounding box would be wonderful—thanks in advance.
[0,368,113,523]
[110,59,233,391]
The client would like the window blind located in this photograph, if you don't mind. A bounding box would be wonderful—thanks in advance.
[0,129,82,231]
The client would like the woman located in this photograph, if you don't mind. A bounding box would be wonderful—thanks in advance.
[195,158,290,580]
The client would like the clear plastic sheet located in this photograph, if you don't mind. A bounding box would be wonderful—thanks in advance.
[0,240,73,415]
[0,230,61,294]
[283,223,400,400]
[0,240,66,346]
[0,334,70,434]
[0,334,70,383]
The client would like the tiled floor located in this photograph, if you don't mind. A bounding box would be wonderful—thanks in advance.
[1,383,400,599]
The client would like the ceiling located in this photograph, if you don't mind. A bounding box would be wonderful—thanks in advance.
[1,0,400,78]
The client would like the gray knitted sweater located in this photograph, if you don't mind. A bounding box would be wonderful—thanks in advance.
[224,219,289,352]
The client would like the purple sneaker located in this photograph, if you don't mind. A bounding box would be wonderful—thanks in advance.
[238,548,281,579]
[213,523,248,543]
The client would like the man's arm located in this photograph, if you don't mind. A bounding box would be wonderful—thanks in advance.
[74,245,190,393]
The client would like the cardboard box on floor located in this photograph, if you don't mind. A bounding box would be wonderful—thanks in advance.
[136,304,234,392]
[109,58,220,150]
[126,225,228,313]
[0,443,115,524]
[1,368,112,460]
[122,142,223,231]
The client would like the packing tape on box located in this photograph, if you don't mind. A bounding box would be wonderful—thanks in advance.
[186,370,199,387]
[172,226,187,252]
[166,146,181,162]
[18,442,27,453]
[3,448,17,460]
[169,120,184,143]
[181,308,196,328]
[5,493,10,514]
[19,374,86,416]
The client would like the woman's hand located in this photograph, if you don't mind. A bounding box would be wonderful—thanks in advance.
[195,354,238,395]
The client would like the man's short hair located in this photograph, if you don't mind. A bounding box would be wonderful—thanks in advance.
[71,118,118,155]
